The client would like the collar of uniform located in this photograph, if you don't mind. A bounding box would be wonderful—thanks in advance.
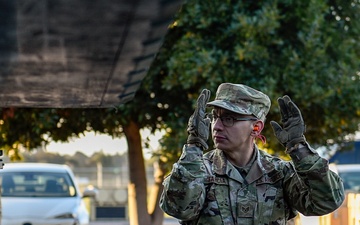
[245,148,284,185]
[207,146,283,184]
[211,146,260,184]
[211,149,228,175]
[211,147,263,184]
[245,148,265,184]
[238,148,257,175]
[254,149,285,184]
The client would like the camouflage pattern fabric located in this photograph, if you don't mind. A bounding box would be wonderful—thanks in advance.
[160,144,345,225]
[207,83,271,121]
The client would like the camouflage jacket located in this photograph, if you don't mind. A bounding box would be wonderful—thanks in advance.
[160,144,345,225]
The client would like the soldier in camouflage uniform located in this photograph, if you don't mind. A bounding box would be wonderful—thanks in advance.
[160,83,345,225]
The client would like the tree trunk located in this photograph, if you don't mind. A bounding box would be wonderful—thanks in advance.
[123,121,168,225]
[124,121,151,225]
[148,160,166,225]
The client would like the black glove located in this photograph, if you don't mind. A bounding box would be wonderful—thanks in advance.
[187,89,211,150]
[270,95,306,149]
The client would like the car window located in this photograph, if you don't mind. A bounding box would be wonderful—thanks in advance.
[1,171,77,197]
[338,171,360,192]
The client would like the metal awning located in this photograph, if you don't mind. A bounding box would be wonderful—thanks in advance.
[0,0,183,108]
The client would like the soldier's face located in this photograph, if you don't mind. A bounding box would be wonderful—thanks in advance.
[211,108,256,152]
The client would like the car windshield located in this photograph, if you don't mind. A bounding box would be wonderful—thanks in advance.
[339,171,360,192]
[1,171,77,197]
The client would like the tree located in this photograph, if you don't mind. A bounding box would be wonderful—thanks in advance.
[150,0,360,160]
[1,1,360,225]
[0,107,170,225]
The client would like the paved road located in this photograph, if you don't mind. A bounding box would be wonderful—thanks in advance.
[90,218,179,225]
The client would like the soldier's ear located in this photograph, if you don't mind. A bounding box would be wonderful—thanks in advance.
[252,120,264,133]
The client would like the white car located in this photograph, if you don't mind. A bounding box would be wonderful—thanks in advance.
[0,163,96,225]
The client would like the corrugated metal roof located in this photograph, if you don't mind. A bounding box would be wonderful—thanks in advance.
[0,0,183,108]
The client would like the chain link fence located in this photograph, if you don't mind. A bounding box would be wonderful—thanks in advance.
[73,164,155,189]
[73,164,155,220]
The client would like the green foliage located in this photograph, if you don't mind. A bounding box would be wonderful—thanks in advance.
[148,0,360,162]
[0,108,123,160]
[0,0,359,167]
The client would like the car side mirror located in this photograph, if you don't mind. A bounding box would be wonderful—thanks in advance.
[82,185,98,198]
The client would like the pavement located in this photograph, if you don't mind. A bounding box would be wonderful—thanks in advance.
[90,218,179,225]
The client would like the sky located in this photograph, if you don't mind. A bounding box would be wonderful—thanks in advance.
[46,129,164,158]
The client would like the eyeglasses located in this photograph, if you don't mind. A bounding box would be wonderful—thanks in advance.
[208,111,257,127]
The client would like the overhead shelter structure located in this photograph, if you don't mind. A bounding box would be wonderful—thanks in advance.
[0,0,184,108]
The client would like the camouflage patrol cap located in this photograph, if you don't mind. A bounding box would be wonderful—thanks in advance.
[207,83,271,121]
